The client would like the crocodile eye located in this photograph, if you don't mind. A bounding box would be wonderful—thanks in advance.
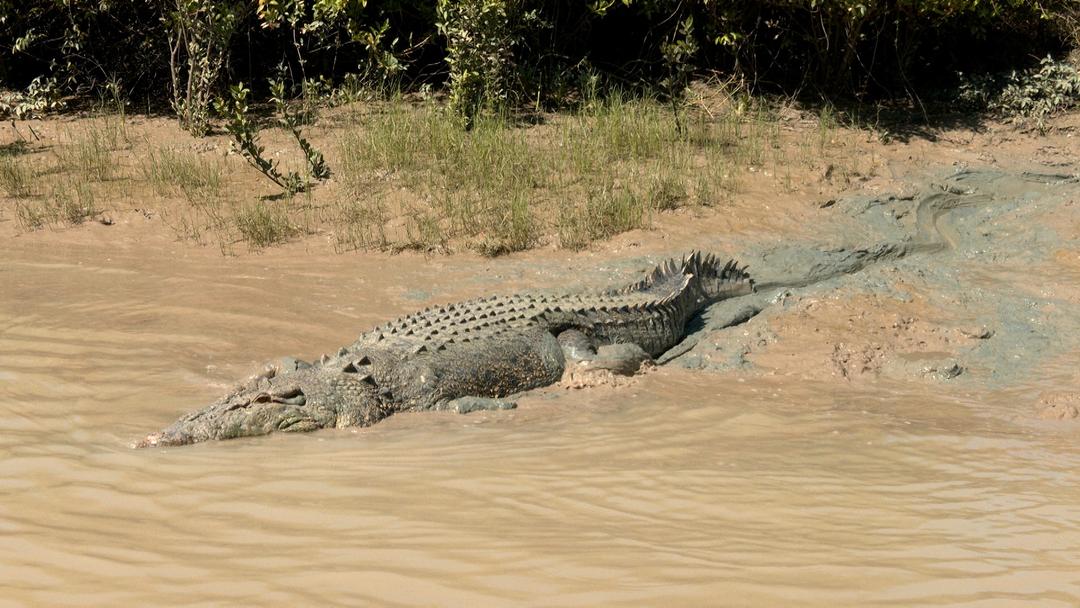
[278,387,304,400]
[275,390,307,406]
[251,387,306,406]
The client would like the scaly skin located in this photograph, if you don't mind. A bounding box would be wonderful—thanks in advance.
[135,251,753,448]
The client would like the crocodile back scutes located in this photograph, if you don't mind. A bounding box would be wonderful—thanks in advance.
[351,252,751,356]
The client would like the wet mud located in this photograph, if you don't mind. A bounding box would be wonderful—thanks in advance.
[3,166,1080,605]
[673,170,1080,392]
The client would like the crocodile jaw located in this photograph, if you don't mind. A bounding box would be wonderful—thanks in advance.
[133,365,382,448]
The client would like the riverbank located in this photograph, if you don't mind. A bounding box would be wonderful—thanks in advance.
[2,102,1080,605]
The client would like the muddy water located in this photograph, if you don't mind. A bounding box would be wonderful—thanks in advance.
[3,235,1080,607]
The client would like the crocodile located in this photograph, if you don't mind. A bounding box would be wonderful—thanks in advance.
[135,251,753,448]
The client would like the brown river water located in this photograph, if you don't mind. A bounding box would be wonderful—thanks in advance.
[3,230,1080,607]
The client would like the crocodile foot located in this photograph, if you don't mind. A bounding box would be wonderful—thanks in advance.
[561,343,655,390]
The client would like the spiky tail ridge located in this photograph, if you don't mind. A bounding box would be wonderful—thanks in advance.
[614,251,753,300]
[682,250,754,291]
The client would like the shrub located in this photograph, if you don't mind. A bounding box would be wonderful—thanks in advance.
[2,0,1076,114]
[216,81,328,195]
[994,56,1080,125]
[167,0,245,136]
[437,0,518,128]
[0,75,62,121]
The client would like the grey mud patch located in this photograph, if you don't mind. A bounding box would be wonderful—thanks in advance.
[663,169,1080,389]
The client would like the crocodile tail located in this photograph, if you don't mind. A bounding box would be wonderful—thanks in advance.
[688,251,753,287]
[684,251,754,301]
[615,251,752,296]
[614,253,696,298]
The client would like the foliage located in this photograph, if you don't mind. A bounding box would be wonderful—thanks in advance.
[660,15,698,132]
[436,0,518,128]
[269,76,331,181]
[217,83,304,194]
[256,0,410,81]
[994,56,1080,124]
[216,81,330,195]
[955,56,1080,129]
[0,0,1077,124]
[0,1,166,94]
[167,0,245,136]
[0,76,63,121]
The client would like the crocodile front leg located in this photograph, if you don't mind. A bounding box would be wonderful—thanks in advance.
[557,329,653,376]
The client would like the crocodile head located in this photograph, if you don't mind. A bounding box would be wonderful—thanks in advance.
[134,358,386,448]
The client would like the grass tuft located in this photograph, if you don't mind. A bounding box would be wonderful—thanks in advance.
[334,196,389,252]
[54,117,128,182]
[52,180,98,225]
[140,146,224,204]
[14,179,97,230]
[0,155,35,198]
[233,202,296,248]
[558,183,647,250]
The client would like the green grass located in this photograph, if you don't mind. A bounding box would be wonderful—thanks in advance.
[557,181,648,250]
[14,179,97,231]
[334,91,769,254]
[0,155,34,198]
[139,146,224,204]
[15,200,48,230]
[54,117,128,182]
[53,180,98,224]
[11,85,812,255]
[233,202,296,248]
[334,196,389,252]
